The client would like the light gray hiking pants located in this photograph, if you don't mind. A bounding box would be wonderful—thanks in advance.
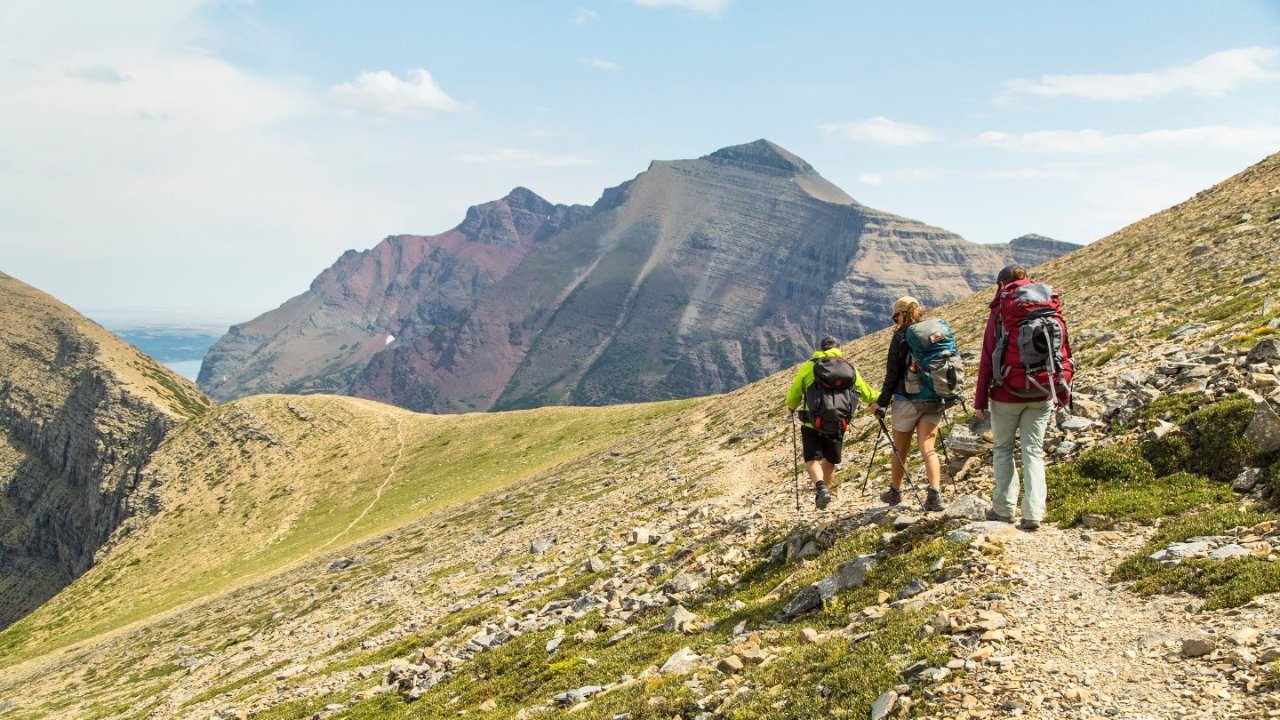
[990,398,1052,523]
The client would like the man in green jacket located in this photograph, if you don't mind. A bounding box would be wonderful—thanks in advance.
[785,337,877,509]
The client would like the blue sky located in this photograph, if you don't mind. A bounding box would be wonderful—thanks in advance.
[2,0,1278,325]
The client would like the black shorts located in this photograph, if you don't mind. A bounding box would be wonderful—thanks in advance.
[801,425,843,464]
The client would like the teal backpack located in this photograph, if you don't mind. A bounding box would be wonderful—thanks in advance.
[903,318,965,407]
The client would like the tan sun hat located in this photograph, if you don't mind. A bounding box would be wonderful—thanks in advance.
[892,296,919,315]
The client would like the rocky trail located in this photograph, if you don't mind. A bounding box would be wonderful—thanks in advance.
[920,523,1278,720]
[694,417,1280,720]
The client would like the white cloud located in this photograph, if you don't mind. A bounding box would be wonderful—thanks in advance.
[973,125,1280,154]
[632,0,728,17]
[978,164,1086,181]
[0,4,489,314]
[329,68,463,117]
[857,168,945,186]
[586,56,619,71]
[821,117,942,146]
[66,63,131,84]
[1004,47,1280,101]
[2,52,304,133]
[456,147,596,167]
[570,8,599,26]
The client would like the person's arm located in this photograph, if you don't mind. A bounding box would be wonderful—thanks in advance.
[974,307,999,417]
[785,362,812,411]
[875,331,905,407]
[854,369,877,406]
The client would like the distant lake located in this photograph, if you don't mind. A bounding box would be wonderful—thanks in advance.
[164,360,204,382]
[108,326,222,383]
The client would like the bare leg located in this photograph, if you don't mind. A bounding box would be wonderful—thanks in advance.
[807,459,836,486]
[890,429,913,488]
[916,420,942,489]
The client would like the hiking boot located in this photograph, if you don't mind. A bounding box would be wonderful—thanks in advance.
[814,482,832,510]
[1018,518,1041,531]
[985,508,1013,523]
[923,488,943,512]
[879,486,901,505]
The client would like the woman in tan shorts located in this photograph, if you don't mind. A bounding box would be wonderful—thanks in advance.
[867,296,944,511]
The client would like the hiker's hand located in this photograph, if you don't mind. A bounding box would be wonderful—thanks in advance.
[868,403,880,416]
[975,409,987,421]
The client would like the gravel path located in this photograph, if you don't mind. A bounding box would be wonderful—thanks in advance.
[921,524,1279,720]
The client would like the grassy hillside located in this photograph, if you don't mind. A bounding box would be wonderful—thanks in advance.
[0,152,1276,719]
[0,395,695,665]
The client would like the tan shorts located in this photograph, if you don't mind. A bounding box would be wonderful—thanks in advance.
[891,396,942,433]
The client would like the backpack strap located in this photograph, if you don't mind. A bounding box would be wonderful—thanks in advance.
[990,308,1008,389]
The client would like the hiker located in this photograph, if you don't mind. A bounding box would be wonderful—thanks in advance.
[785,336,877,509]
[867,296,946,512]
[974,264,1074,531]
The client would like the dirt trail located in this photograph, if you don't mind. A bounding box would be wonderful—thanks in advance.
[319,412,407,551]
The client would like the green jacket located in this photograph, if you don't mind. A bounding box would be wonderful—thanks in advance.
[785,348,877,428]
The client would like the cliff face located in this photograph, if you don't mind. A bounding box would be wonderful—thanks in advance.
[0,272,210,629]
[199,140,1078,412]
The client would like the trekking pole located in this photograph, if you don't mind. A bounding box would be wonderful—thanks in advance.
[938,403,958,493]
[861,420,884,494]
[875,411,924,507]
[790,411,801,512]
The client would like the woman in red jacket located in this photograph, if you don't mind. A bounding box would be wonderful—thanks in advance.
[974,264,1067,531]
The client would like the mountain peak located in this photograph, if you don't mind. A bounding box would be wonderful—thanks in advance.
[500,186,552,211]
[706,139,813,175]
[458,187,558,245]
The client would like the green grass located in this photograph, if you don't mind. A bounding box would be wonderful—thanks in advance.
[721,609,947,719]
[1122,392,1204,430]
[1194,294,1263,325]
[1107,502,1280,611]
[139,363,213,420]
[1121,558,1280,611]
[0,396,698,668]
[1084,345,1122,368]
[1045,444,1232,528]
[181,660,292,708]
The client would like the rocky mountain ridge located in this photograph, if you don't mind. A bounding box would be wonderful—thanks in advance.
[0,271,211,630]
[199,139,1076,413]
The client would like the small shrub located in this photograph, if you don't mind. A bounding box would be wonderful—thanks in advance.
[1123,393,1202,430]
[1075,444,1155,485]
[1142,432,1193,477]
[1182,396,1258,481]
[1046,444,1235,528]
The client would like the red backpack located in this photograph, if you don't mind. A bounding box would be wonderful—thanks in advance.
[992,279,1073,406]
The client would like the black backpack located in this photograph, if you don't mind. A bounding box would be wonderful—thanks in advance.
[804,356,858,437]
